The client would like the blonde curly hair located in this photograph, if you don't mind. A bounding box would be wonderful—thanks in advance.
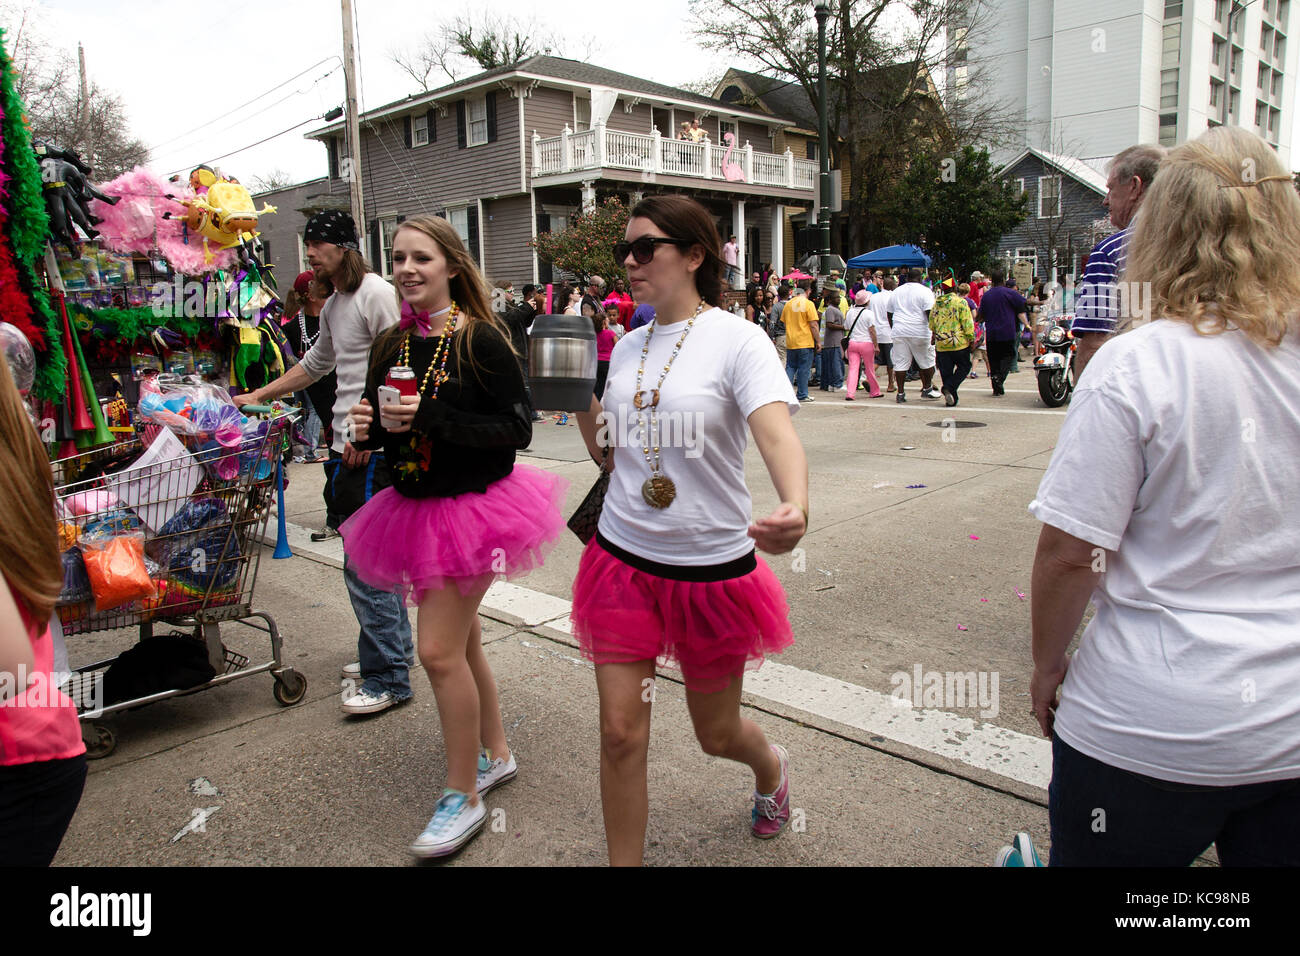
[1120,126,1300,347]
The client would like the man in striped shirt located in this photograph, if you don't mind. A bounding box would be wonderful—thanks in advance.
[1073,144,1166,380]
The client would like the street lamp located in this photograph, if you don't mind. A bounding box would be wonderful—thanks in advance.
[814,0,832,279]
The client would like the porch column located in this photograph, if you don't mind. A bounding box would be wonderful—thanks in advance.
[732,199,745,289]
[771,205,784,276]
[581,180,596,214]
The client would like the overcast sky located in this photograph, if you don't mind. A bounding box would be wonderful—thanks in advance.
[24,0,721,186]
[15,0,1300,187]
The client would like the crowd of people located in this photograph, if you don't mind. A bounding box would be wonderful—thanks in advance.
[4,127,1297,869]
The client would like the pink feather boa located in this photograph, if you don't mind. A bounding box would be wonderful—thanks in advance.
[90,166,236,274]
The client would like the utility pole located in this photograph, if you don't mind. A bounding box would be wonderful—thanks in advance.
[77,43,92,167]
[814,1,832,278]
[341,0,366,242]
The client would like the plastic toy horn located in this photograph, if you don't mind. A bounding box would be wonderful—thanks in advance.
[56,293,92,432]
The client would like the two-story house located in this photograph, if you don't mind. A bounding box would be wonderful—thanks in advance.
[995,146,1112,285]
[287,56,819,292]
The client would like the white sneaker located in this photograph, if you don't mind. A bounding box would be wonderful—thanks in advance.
[476,749,518,795]
[410,792,487,858]
[342,688,397,715]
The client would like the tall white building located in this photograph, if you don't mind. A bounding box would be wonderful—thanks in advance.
[962,0,1299,170]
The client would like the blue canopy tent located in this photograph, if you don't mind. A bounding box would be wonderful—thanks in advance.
[846,244,932,269]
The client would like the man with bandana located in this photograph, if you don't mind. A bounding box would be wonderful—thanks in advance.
[236,211,414,716]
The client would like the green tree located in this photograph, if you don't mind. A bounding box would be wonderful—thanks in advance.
[878,145,1027,276]
[691,0,1019,254]
[531,197,629,285]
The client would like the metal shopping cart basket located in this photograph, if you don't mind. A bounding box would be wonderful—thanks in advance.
[52,409,307,758]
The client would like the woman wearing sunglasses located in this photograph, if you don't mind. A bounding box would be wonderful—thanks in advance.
[573,195,809,865]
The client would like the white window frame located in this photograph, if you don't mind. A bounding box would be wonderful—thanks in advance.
[467,97,489,147]
[719,117,738,144]
[1037,175,1062,218]
[1013,177,1026,196]
[412,113,429,147]
[574,95,591,132]
[378,215,400,278]
[445,206,471,247]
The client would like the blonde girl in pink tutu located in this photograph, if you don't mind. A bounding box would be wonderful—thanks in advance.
[573,195,810,865]
[342,216,566,859]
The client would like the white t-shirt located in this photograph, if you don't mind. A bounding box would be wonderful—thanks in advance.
[297,272,400,452]
[1029,319,1300,785]
[887,282,936,338]
[844,304,875,344]
[598,307,798,564]
[723,242,739,267]
[868,289,894,344]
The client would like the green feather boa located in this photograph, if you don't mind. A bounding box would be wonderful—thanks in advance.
[0,29,64,400]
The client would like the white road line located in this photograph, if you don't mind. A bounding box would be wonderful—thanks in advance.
[272,521,1052,791]
[819,401,1067,417]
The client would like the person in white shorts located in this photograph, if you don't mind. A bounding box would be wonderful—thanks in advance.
[886,268,938,403]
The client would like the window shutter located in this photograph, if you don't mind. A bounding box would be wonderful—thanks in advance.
[456,101,467,148]
[403,116,412,148]
[327,137,340,179]
[467,206,480,264]
[486,92,498,143]
[369,218,380,270]
[427,109,437,142]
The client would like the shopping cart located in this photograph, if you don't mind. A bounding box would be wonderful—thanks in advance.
[52,408,307,758]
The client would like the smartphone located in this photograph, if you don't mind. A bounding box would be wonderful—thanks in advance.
[377,385,402,429]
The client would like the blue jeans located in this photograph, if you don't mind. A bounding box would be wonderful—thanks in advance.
[819,346,844,389]
[786,347,814,399]
[1048,734,1300,866]
[344,554,414,700]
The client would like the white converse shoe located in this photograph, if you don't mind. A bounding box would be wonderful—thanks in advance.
[410,791,487,858]
[476,749,518,795]
[341,661,361,680]
[342,689,399,715]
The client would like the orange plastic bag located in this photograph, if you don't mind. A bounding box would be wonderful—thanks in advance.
[80,534,158,611]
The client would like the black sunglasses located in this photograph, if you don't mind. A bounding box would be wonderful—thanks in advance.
[614,236,691,264]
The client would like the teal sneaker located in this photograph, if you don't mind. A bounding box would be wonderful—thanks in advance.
[995,845,1024,866]
[409,790,486,859]
[1015,831,1044,867]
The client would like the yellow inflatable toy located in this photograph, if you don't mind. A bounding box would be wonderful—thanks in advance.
[174,166,276,263]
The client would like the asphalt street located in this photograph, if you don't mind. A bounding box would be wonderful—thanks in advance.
[53,362,1159,867]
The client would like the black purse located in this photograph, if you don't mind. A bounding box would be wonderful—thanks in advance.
[567,449,610,544]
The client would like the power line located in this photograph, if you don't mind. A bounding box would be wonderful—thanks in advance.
[149,65,342,167]
[165,115,327,178]
[146,56,342,154]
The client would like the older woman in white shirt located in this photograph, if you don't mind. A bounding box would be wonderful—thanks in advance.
[1022,126,1300,867]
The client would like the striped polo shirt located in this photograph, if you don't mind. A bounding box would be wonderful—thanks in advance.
[1072,225,1132,335]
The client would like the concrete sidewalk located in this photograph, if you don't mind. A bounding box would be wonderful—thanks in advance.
[55,373,1073,866]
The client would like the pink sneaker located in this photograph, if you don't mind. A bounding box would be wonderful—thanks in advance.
[751,744,790,839]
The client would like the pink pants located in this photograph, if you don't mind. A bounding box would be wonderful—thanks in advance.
[846,340,880,398]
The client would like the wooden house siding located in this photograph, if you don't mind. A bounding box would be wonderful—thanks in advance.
[606,100,654,134]
[481,194,535,291]
[995,153,1108,279]
[525,88,578,176]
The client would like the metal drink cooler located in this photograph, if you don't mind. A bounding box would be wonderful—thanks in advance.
[527,313,597,411]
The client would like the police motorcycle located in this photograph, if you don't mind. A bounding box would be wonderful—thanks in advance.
[1034,285,1076,407]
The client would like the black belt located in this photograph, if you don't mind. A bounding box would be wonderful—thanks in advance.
[595,531,757,582]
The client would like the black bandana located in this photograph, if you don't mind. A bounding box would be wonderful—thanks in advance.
[303,210,359,251]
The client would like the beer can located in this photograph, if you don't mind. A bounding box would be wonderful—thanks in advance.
[386,366,418,396]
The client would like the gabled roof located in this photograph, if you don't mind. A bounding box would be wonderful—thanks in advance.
[999,146,1108,195]
[308,55,793,140]
[715,64,938,138]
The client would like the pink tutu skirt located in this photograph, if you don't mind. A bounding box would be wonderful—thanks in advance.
[571,536,794,693]
[339,464,568,603]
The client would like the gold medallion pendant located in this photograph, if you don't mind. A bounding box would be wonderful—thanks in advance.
[641,474,677,509]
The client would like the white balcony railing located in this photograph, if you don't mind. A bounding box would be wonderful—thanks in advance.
[532,124,818,192]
